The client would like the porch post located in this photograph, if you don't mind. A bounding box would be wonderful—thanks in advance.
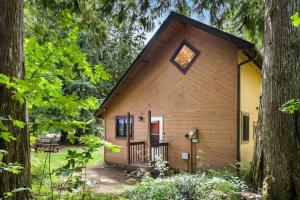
[148,111,151,161]
[127,112,131,164]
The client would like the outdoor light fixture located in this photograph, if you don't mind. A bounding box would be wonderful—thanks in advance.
[138,116,143,121]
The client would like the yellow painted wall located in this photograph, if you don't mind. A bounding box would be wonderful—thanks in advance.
[239,51,262,163]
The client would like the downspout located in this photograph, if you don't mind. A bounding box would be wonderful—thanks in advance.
[236,51,257,170]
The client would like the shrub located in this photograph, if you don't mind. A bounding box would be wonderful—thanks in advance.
[150,155,169,178]
[122,172,248,200]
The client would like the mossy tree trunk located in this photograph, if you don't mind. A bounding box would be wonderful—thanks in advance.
[0,0,31,199]
[251,0,300,199]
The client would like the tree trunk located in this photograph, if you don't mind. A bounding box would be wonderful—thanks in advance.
[0,1,31,199]
[252,1,300,199]
[60,129,69,144]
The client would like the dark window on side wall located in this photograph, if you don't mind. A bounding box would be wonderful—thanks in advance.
[242,113,249,142]
[115,116,133,138]
[170,40,200,74]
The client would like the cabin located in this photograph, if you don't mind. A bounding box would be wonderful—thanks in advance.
[95,12,262,171]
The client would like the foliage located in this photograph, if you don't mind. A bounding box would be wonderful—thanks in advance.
[31,136,119,199]
[151,155,169,177]
[238,163,252,184]
[280,99,300,114]
[135,0,264,48]
[122,172,247,200]
[22,0,147,143]
[0,117,30,198]
[291,12,300,27]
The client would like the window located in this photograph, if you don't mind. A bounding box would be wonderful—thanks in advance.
[241,113,250,142]
[170,40,200,74]
[115,116,133,138]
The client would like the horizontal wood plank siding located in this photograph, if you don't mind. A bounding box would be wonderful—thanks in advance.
[104,25,238,170]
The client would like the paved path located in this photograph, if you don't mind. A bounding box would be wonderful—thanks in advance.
[85,164,137,193]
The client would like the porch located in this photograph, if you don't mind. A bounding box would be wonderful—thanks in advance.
[124,111,169,166]
[128,141,169,165]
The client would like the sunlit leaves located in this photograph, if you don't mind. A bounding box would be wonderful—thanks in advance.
[0,74,12,87]
[0,162,23,174]
[4,187,31,198]
[0,121,8,131]
[0,132,16,142]
[91,64,111,83]
[102,141,121,153]
[0,121,16,142]
[291,12,300,27]
[67,133,77,144]
[280,99,300,114]
[12,120,25,129]
[35,120,87,134]
[79,135,101,147]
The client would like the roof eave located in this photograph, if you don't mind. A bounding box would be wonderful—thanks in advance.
[94,11,259,118]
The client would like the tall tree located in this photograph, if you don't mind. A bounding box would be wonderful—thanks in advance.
[251,1,300,199]
[0,0,31,199]
[24,0,145,143]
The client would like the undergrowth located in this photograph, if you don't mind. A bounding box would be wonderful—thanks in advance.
[94,170,249,200]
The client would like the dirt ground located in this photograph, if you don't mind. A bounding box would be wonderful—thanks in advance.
[85,164,137,194]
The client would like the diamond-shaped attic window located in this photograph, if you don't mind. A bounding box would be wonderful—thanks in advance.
[171,40,200,74]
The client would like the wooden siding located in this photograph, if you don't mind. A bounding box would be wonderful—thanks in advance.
[103,25,238,170]
[239,52,262,163]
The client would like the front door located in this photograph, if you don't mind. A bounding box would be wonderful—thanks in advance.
[150,117,163,144]
[150,117,163,161]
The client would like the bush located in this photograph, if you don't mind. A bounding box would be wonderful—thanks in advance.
[122,172,248,200]
[149,155,169,178]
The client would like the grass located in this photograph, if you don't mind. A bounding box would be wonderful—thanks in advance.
[31,145,104,170]
[31,145,104,198]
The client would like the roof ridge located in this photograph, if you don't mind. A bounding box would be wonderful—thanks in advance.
[94,11,257,117]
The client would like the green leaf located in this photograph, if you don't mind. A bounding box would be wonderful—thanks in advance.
[0,132,16,142]
[12,120,25,128]
[103,141,121,153]
[79,135,101,147]
[280,99,300,114]
[67,133,77,144]
[0,162,23,174]
[4,192,13,197]
[291,12,300,27]
[0,121,8,131]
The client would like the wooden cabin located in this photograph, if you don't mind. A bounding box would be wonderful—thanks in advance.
[95,12,262,171]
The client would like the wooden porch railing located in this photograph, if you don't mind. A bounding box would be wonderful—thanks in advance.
[129,141,145,164]
[150,142,168,162]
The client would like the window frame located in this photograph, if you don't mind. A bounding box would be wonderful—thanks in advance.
[241,112,250,143]
[115,115,134,139]
[170,39,200,74]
